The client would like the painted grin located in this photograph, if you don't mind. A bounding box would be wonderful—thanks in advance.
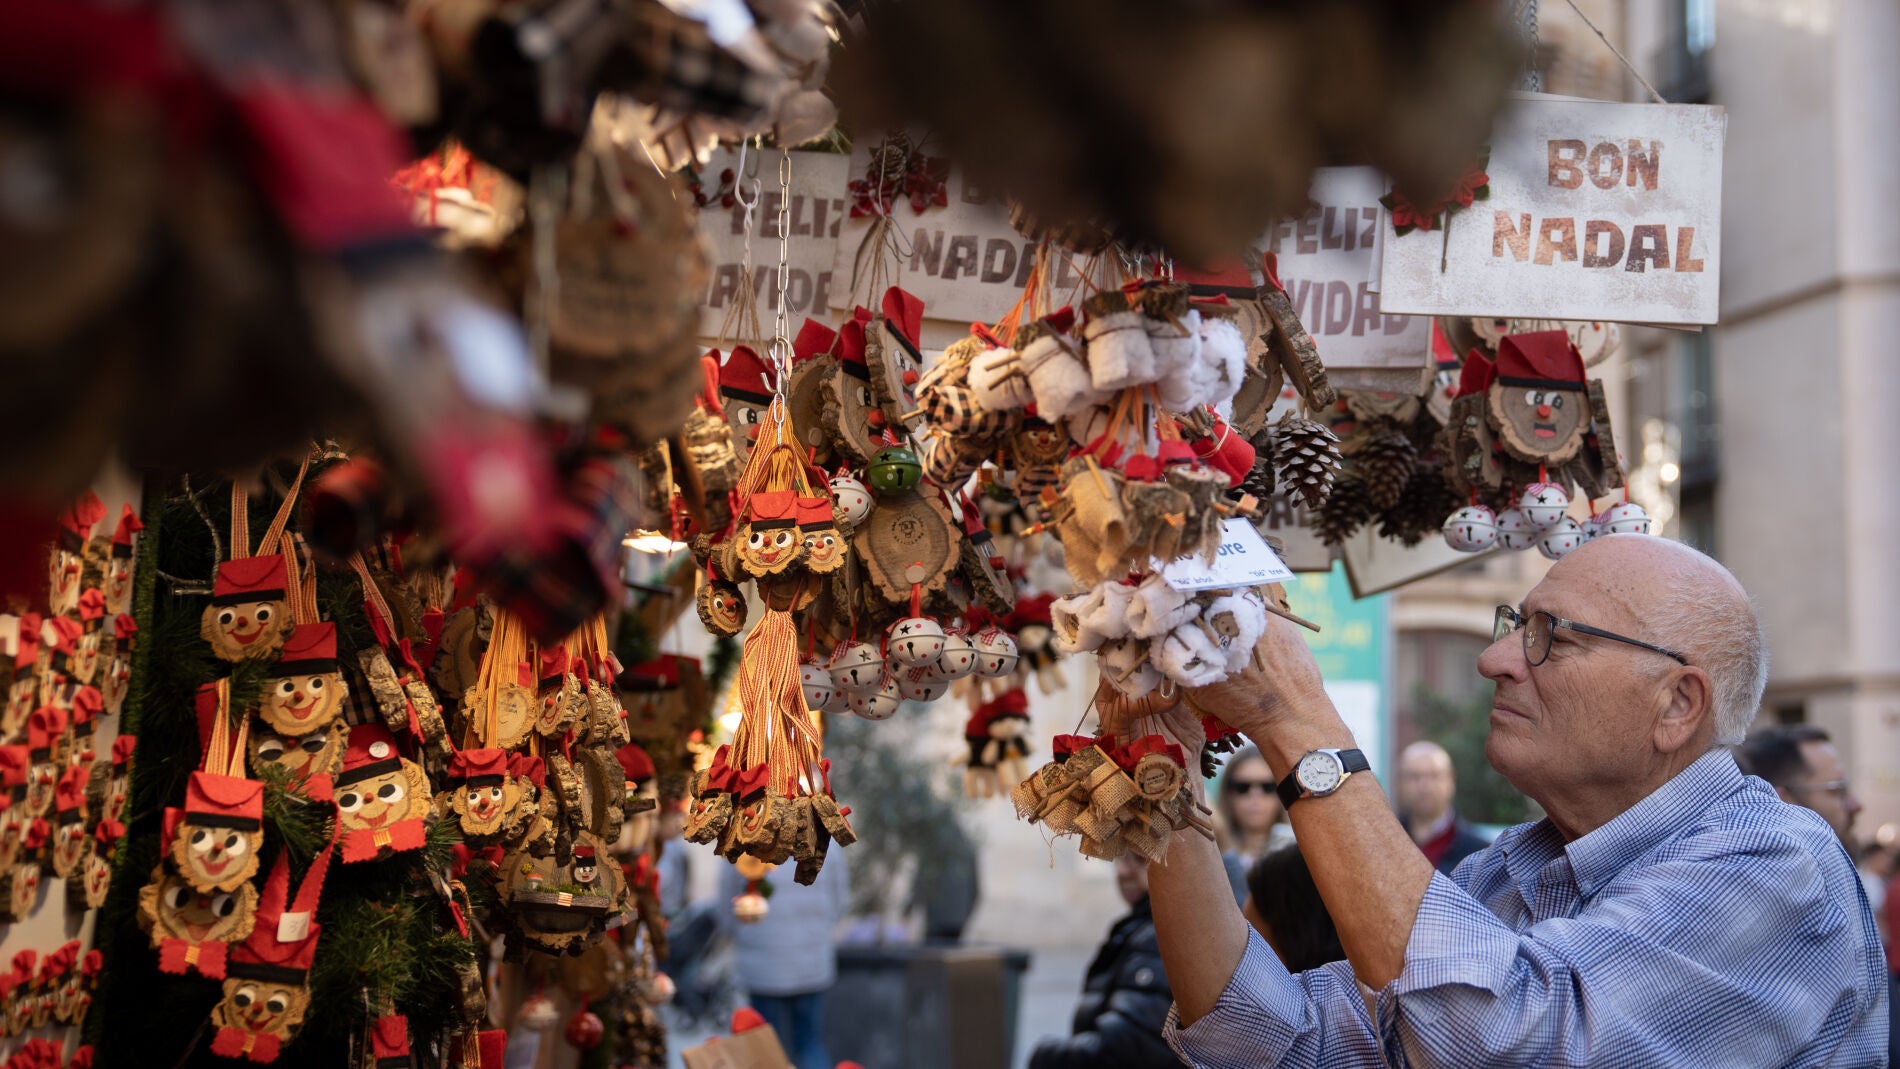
[1534,422,1557,438]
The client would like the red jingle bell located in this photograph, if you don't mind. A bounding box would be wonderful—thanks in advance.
[564,1006,604,1051]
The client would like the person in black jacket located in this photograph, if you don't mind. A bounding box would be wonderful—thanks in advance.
[1395,741,1491,874]
[1028,853,1179,1069]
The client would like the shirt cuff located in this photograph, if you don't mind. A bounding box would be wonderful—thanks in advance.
[1164,927,1308,1069]
[1386,871,1521,1027]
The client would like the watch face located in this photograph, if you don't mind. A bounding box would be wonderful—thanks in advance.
[1296,751,1345,794]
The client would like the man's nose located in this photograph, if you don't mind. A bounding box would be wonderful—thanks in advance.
[1477,633,1527,684]
[1846,791,1863,816]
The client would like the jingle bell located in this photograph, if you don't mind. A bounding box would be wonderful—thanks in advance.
[1598,500,1651,536]
[887,617,947,667]
[829,642,885,693]
[932,632,979,680]
[799,662,834,711]
[865,446,923,494]
[1441,505,1499,553]
[971,628,1020,677]
[1537,516,1586,560]
[1518,482,1571,530]
[830,473,874,525]
[848,675,901,720]
[1494,508,1539,552]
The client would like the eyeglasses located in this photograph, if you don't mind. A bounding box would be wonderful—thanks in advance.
[1225,780,1275,796]
[1788,779,1852,799]
[1494,606,1689,668]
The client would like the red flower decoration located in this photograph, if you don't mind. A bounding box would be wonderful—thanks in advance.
[1382,155,1491,237]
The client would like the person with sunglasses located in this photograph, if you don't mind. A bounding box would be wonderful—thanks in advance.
[1136,534,1886,1068]
[1213,748,1293,903]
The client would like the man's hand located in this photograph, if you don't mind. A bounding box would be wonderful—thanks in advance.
[1185,615,1335,757]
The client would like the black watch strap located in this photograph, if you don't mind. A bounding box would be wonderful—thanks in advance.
[1277,748,1370,808]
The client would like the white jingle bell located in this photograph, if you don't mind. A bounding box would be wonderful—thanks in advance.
[821,686,853,715]
[1598,500,1652,536]
[799,661,834,711]
[971,628,1020,677]
[1537,516,1586,560]
[887,617,947,667]
[1518,482,1571,530]
[829,473,874,526]
[899,666,949,703]
[1579,517,1602,542]
[1495,509,1540,552]
[848,674,902,720]
[933,632,978,680]
[829,642,885,694]
[1441,505,1499,552]
[733,892,769,923]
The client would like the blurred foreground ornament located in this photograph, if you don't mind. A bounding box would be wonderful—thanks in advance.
[832,0,1518,264]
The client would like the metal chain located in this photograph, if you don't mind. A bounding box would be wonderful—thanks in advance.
[770,148,794,390]
[1514,0,1544,92]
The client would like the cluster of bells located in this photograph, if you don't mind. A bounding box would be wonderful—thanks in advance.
[1442,483,1652,561]
[797,625,1020,720]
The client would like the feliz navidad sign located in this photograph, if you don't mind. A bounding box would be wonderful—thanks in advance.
[1379,95,1727,325]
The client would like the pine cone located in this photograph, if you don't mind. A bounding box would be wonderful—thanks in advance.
[1352,428,1417,511]
[1240,428,1277,501]
[1314,473,1372,546]
[1269,416,1342,510]
[1376,466,1463,547]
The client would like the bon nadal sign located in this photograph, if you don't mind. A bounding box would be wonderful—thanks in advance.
[1379,95,1726,325]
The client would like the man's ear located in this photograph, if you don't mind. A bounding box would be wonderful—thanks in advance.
[1654,667,1715,754]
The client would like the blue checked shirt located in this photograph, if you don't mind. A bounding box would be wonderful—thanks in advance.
[1166,749,1889,1067]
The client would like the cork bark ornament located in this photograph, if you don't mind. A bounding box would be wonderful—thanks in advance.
[209,840,333,1064]
[870,287,929,432]
[102,505,142,616]
[463,608,535,751]
[441,748,533,843]
[826,307,891,464]
[49,765,89,880]
[168,684,263,894]
[334,724,431,863]
[137,862,257,980]
[259,623,346,736]
[850,488,958,610]
[1486,331,1591,465]
[201,465,309,662]
[1255,253,1335,409]
[784,319,841,469]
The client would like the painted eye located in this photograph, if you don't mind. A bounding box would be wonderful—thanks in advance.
[165,885,191,910]
[377,781,405,804]
[232,986,257,1009]
[218,611,235,627]
[254,606,271,623]
[1524,389,1542,405]
[265,995,288,1014]
[277,681,297,697]
[222,833,247,857]
[337,792,363,812]
[487,787,505,803]
[773,531,794,548]
[748,531,765,548]
[189,829,213,855]
[300,737,328,754]
[822,535,835,548]
[212,893,236,917]
[1549,394,1564,410]
[307,677,324,692]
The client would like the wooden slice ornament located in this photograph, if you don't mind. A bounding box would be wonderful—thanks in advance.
[870,288,928,433]
[826,307,888,464]
[783,319,841,469]
[463,608,534,751]
[1255,252,1335,409]
[200,466,309,663]
[136,862,257,977]
[1485,330,1591,466]
[850,489,959,608]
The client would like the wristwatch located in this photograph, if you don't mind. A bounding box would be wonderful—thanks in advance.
[1277,748,1370,808]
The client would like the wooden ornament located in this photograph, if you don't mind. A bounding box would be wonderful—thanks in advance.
[695,577,748,636]
[136,862,257,977]
[850,489,959,609]
[784,357,838,469]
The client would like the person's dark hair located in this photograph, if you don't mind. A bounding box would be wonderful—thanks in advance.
[1245,845,1343,973]
[1735,724,1831,788]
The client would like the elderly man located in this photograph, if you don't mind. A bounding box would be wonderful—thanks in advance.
[1147,535,1887,1067]
[1394,740,1489,874]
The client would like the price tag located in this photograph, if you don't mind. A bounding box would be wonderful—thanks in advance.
[277,910,311,943]
[1160,518,1295,591]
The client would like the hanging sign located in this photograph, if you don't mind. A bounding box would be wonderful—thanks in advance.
[696,149,849,339]
[1255,167,1429,372]
[827,141,1056,324]
[1379,95,1726,325]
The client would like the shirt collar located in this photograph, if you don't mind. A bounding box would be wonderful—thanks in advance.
[1563,748,1745,896]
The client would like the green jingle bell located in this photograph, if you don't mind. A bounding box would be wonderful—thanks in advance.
[865,445,923,494]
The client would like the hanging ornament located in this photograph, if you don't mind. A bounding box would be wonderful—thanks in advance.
[201,469,309,662]
[1494,508,1539,551]
[958,690,1032,798]
[798,661,835,712]
[885,570,947,667]
[829,471,874,525]
[1270,413,1343,510]
[334,724,430,863]
[1518,481,1570,530]
[1598,500,1651,536]
[208,839,333,1063]
[933,631,978,681]
[563,1005,604,1051]
[828,642,884,694]
[1442,505,1499,553]
[847,675,901,721]
[971,628,1020,678]
[1537,517,1587,560]
[517,993,559,1032]
[865,443,923,494]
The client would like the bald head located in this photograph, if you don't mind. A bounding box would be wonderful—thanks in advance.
[1400,741,1453,773]
[1545,535,1767,745]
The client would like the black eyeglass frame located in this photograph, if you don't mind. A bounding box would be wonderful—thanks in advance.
[1493,606,1689,667]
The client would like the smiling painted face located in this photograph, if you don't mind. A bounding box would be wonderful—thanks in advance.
[76,853,111,909]
[72,631,100,686]
[1489,382,1588,463]
[260,671,345,736]
[25,762,56,818]
[50,819,88,878]
[200,599,292,661]
[696,580,747,637]
[50,551,83,613]
[141,866,255,944]
[5,863,40,920]
[337,764,429,836]
[101,654,130,714]
[172,823,262,893]
[801,528,843,572]
[214,977,310,1043]
[450,779,523,838]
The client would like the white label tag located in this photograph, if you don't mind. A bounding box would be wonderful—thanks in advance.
[276,910,311,943]
[1160,518,1296,591]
